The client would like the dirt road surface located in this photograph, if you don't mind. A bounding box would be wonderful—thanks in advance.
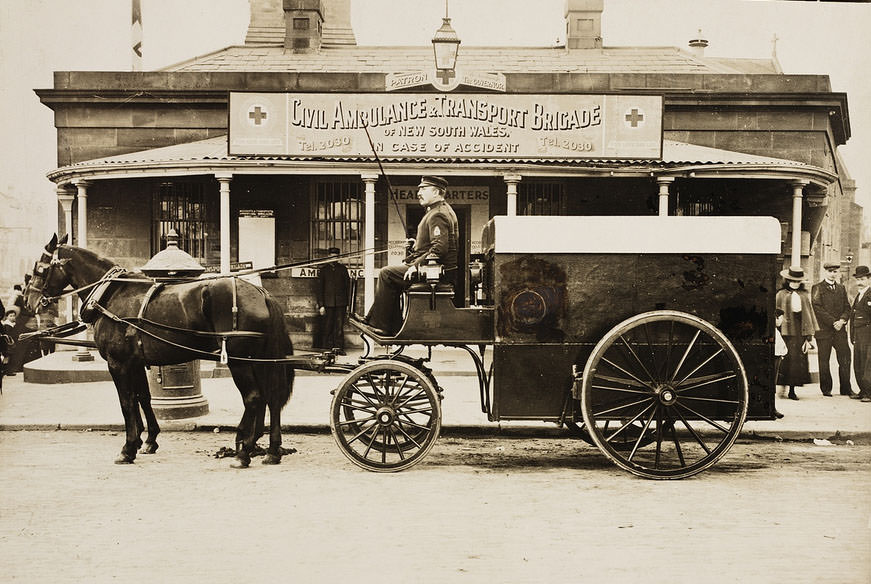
[1,430,869,583]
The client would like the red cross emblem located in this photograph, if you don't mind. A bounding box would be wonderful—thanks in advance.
[625,108,645,128]
[247,105,268,126]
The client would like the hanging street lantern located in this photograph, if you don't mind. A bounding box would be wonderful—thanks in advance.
[432,12,460,84]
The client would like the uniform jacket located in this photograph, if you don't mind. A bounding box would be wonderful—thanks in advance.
[850,289,871,344]
[405,199,458,271]
[811,279,851,338]
[317,261,350,308]
[775,287,819,337]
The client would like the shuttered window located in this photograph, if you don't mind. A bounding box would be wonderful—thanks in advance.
[152,181,218,264]
[311,181,363,265]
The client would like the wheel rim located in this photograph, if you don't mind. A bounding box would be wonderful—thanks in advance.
[330,360,441,472]
[581,310,748,479]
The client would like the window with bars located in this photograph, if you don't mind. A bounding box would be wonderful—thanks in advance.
[152,181,218,264]
[518,182,566,216]
[311,181,363,265]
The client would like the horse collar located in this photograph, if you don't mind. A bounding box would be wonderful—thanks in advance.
[80,266,128,324]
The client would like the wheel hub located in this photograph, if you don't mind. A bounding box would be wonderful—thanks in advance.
[654,384,677,406]
[375,406,396,426]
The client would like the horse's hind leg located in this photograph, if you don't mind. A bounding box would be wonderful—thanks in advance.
[133,366,160,454]
[229,364,263,469]
[263,365,293,465]
[107,359,144,464]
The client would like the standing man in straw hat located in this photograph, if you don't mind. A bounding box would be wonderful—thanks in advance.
[361,176,458,335]
[849,265,871,402]
[811,261,855,397]
[775,266,818,401]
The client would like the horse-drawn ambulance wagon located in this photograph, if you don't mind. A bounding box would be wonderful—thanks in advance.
[338,215,780,479]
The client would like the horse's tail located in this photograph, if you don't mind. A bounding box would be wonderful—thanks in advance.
[266,295,294,406]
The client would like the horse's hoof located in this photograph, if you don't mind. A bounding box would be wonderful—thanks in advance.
[262,453,282,465]
[230,456,250,469]
[139,443,159,455]
[114,455,135,465]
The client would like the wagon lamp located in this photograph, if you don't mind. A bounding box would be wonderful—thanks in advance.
[432,0,460,83]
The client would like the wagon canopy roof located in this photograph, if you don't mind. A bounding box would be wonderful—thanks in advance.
[47,135,837,190]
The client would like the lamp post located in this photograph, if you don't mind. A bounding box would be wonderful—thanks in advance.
[432,1,460,84]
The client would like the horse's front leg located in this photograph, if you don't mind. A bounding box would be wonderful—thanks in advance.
[133,366,160,454]
[107,360,144,464]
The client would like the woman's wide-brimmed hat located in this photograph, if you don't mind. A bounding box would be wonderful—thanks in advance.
[780,266,806,282]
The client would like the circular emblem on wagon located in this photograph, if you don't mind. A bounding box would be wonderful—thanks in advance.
[510,288,547,326]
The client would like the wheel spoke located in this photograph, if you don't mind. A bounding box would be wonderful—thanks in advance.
[594,396,654,418]
[673,406,712,455]
[654,404,663,468]
[675,402,730,434]
[676,372,737,393]
[604,402,655,442]
[668,329,701,383]
[394,424,422,450]
[590,383,650,395]
[337,414,377,428]
[626,405,657,462]
[674,348,725,386]
[388,427,405,460]
[680,395,741,405]
[670,416,686,467]
[601,356,656,390]
[618,334,657,384]
[389,374,411,405]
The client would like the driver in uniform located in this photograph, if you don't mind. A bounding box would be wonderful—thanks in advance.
[361,176,458,335]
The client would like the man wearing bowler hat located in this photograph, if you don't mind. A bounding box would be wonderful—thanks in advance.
[849,265,871,402]
[811,261,855,396]
[361,175,458,335]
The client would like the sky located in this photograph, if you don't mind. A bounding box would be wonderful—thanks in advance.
[1,0,869,280]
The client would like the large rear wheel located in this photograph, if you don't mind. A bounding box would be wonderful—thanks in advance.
[330,360,442,472]
[581,310,748,479]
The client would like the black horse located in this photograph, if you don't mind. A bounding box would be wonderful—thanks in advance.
[23,234,294,468]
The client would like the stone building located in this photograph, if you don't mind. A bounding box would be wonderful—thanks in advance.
[36,0,856,347]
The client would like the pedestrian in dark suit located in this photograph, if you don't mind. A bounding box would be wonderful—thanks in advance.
[362,176,458,335]
[811,261,855,397]
[775,266,819,400]
[316,247,350,354]
[849,265,871,402]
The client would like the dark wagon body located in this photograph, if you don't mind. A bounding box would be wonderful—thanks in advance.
[334,215,781,478]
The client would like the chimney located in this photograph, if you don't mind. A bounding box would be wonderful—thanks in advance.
[688,29,708,57]
[565,0,603,50]
[283,0,323,52]
[322,0,356,46]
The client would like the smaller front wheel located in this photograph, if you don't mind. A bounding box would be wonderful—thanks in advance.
[330,360,442,472]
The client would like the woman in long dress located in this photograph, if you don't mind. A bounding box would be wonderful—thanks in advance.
[775,266,819,400]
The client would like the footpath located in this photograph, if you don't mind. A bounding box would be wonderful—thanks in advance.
[0,347,869,443]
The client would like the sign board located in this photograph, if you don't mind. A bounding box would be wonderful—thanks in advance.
[238,210,275,270]
[293,267,365,279]
[229,93,662,160]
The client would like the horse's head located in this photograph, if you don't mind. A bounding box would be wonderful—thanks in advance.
[24,233,70,313]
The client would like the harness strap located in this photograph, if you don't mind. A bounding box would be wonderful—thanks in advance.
[137,282,164,320]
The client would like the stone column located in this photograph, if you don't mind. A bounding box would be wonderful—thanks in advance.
[69,180,94,361]
[656,177,674,217]
[56,185,75,325]
[790,181,808,267]
[504,173,521,216]
[361,173,378,312]
[216,173,233,275]
[71,179,91,248]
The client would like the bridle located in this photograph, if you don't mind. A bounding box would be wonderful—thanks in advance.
[25,246,62,311]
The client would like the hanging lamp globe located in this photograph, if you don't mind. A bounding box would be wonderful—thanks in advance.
[432,17,460,73]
